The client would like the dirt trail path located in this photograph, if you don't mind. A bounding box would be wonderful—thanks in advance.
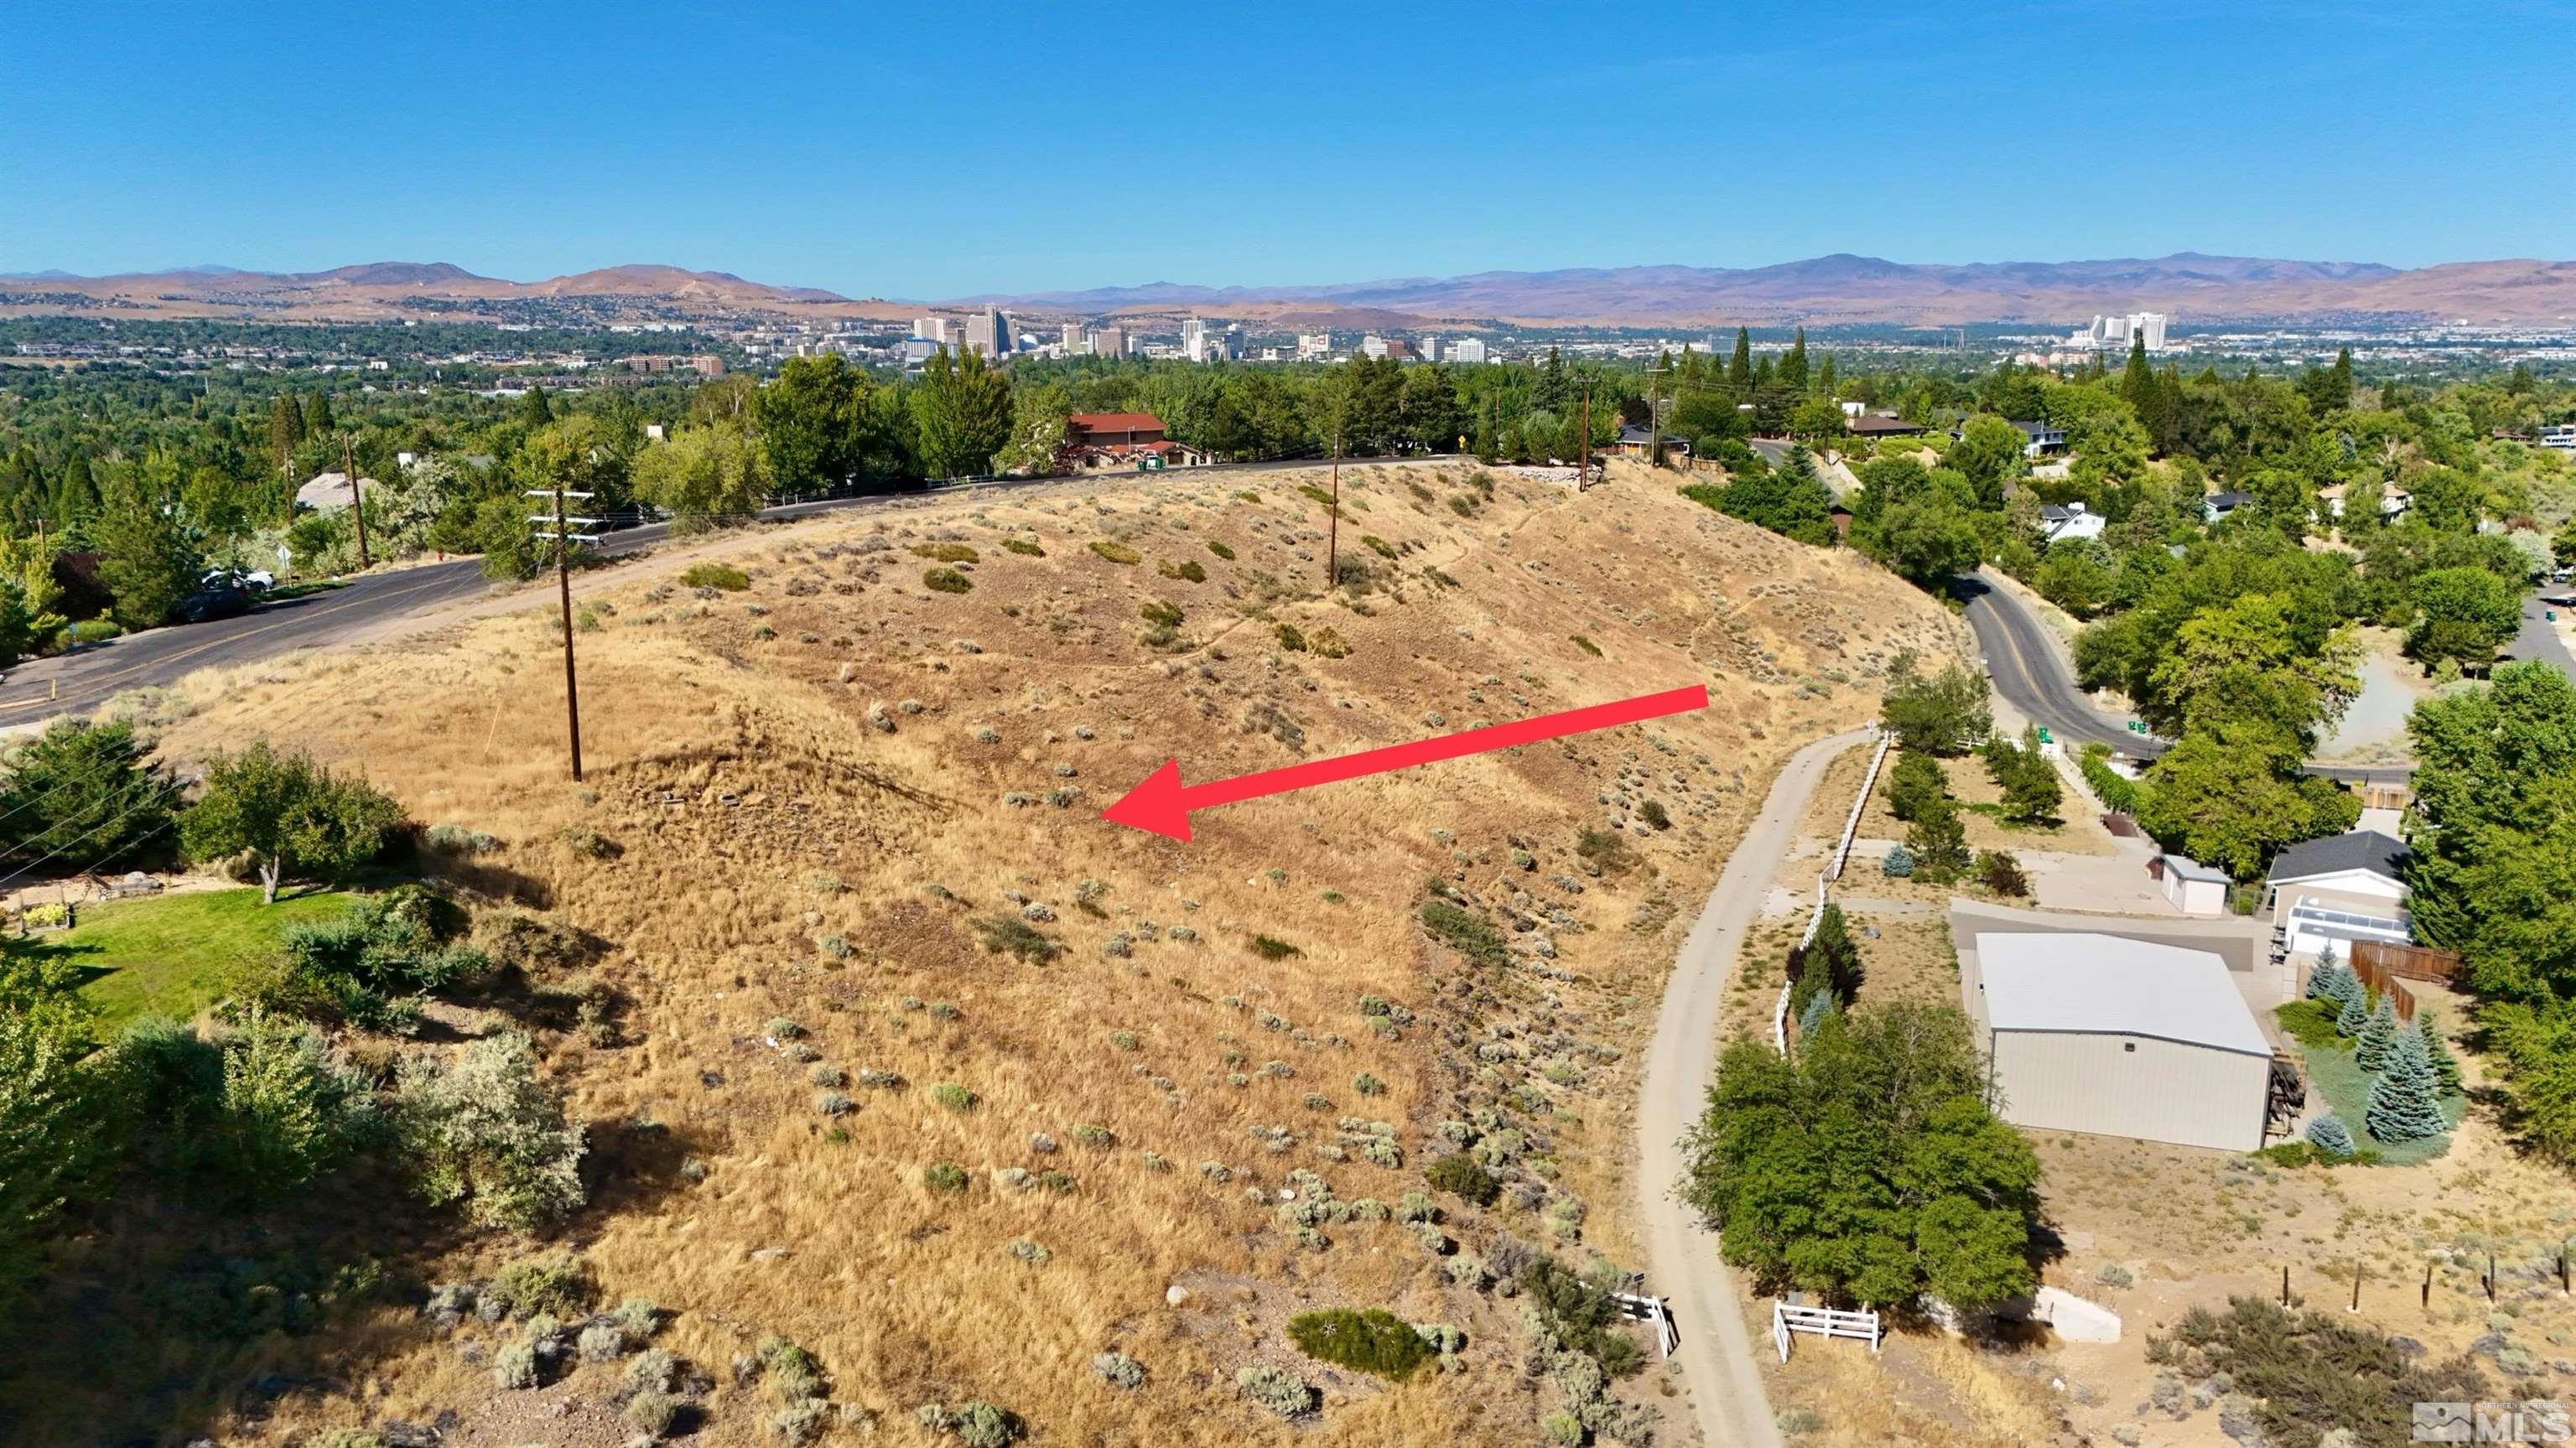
[1636,727,1869,1448]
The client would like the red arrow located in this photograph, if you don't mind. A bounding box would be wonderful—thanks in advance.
[1100,682,1710,840]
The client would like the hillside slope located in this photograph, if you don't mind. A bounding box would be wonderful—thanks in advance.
[96,461,1961,1445]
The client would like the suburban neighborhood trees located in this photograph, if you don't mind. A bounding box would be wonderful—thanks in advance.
[2406,565,2522,673]
[911,346,1015,479]
[1879,652,1993,755]
[179,742,402,903]
[630,423,773,532]
[1680,1000,2041,1310]
[0,719,179,869]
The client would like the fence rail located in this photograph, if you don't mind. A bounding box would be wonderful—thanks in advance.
[1611,1292,1679,1359]
[1775,729,1890,1055]
[2347,952,2420,1022]
[2354,939,2464,984]
[1772,1301,1881,1362]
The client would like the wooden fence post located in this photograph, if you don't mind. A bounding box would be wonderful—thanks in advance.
[2281,1265,2291,1306]
[2423,1261,2433,1311]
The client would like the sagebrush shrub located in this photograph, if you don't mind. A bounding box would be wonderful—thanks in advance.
[924,1160,969,1193]
[1092,1351,1145,1389]
[624,1389,679,1439]
[1235,1362,1317,1419]
[1288,1306,1433,1380]
[492,1342,539,1389]
[1426,1153,1500,1206]
[932,1082,977,1111]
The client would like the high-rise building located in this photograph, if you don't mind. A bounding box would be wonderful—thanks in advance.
[1420,335,1439,364]
[964,305,1010,358]
[2086,311,2169,352]
[1181,318,1208,363]
[1091,326,1128,358]
[1451,337,1489,364]
[1360,335,1389,360]
[914,316,947,342]
[1060,323,1085,355]
[1296,332,1332,360]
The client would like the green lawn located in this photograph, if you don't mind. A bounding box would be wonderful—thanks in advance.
[62,887,350,1031]
[2275,1001,2468,1166]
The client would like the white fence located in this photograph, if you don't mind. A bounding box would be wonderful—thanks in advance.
[1771,1301,1882,1362]
[1773,729,1893,1054]
[1611,1291,1679,1358]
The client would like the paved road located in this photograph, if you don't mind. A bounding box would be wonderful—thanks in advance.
[0,455,1448,728]
[1959,571,2412,788]
[1636,729,1870,1448]
[2510,586,2576,675]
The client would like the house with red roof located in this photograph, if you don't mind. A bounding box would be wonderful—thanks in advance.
[1064,412,1209,471]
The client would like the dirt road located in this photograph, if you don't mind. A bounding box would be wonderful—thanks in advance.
[1636,727,1869,1448]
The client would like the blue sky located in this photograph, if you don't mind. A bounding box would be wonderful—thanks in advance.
[3,2,2568,298]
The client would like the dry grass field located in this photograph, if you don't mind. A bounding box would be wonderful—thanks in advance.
[10,459,1965,1445]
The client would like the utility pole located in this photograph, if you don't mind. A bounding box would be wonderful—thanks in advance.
[528,480,598,780]
[1325,395,1344,593]
[1645,364,1668,470]
[341,434,370,569]
[1577,383,1592,493]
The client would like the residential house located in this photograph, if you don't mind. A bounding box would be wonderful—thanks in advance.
[1064,413,1208,471]
[2263,829,2412,960]
[2317,481,2410,520]
[1846,413,1927,439]
[2010,420,2069,457]
[2039,502,2107,545]
[295,470,375,513]
[2201,490,2253,525]
[1613,425,1688,459]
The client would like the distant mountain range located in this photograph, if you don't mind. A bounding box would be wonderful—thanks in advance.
[7,252,2575,327]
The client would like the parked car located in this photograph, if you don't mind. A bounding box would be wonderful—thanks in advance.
[174,582,252,624]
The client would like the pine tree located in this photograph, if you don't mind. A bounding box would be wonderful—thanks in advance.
[1779,329,1810,392]
[2334,986,2370,1038]
[517,384,554,427]
[2366,1028,2447,1144]
[2303,1114,2355,1156]
[2414,1012,2463,1095]
[267,394,305,460]
[1905,797,1971,884]
[1880,842,1914,878]
[304,390,336,437]
[1817,355,1836,399]
[2355,996,2400,1072]
[1727,327,1753,391]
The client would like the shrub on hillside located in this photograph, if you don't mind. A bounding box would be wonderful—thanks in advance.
[1426,1152,1500,1207]
[972,915,1061,962]
[180,741,402,904]
[2151,1296,2486,1447]
[1088,540,1140,565]
[680,563,750,591]
[1234,1362,1317,1419]
[911,542,979,563]
[922,567,972,594]
[1091,1351,1145,1389]
[1286,1307,1433,1380]
[1249,934,1300,960]
[1419,900,1507,968]
[394,1031,586,1231]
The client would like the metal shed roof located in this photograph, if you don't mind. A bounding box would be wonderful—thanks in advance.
[1976,932,2270,1056]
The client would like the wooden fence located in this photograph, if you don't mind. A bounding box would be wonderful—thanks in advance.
[2354,940,2464,984]
[2348,952,2419,1022]
[1772,1301,1881,1362]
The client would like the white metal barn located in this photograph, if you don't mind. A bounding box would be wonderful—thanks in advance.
[1969,932,2272,1152]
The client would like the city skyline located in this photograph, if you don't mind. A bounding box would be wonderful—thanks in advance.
[3,3,2569,297]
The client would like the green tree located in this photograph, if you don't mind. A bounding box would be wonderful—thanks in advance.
[2414,1012,2464,1094]
[1778,329,1810,392]
[2355,994,2400,1072]
[0,718,179,868]
[395,1030,586,1231]
[1878,651,1993,755]
[91,455,205,628]
[0,983,108,1310]
[179,741,401,903]
[2404,662,2576,1003]
[2033,538,2116,616]
[1949,416,2029,508]
[1726,328,1753,391]
[1883,749,1946,822]
[2133,728,2360,880]
[1870,495,1985,589]
[1984,724,2063,826]
[214,1007,369,1205]
[517,384,555,427]
[1788,903,1864,1018]
[2406,566,2521,673]
[1905,797,1972,884]
[1680,1000,2041,1310]
[750,354,894,490]
[304,391,337,437]
[911,346,1015,479]
[631,423,772,532]
[2364,1024,2446,1144]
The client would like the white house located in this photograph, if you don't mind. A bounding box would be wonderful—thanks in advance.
[1967,932,2274,1152]
[295,470,374,513]
[2154,854,2231,916]
[2039,502,2107,544]
[2264,829,2412,958]
[2201,490,2252,525]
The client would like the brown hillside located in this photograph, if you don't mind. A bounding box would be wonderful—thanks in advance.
[68,461,1961,1445]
